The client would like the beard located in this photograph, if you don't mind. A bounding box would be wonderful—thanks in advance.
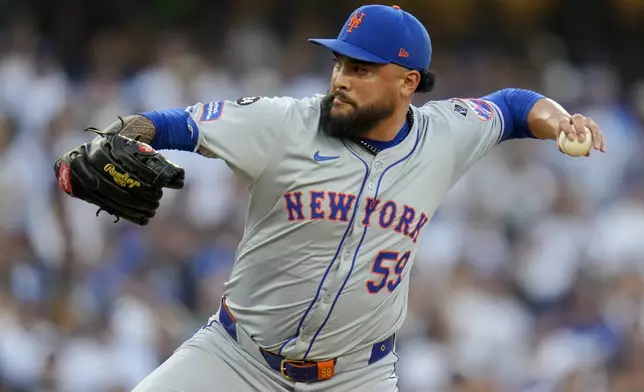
[319,91,396,139]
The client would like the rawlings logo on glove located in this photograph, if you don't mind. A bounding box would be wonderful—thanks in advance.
[103,163,142,188]
[54,122,185,226]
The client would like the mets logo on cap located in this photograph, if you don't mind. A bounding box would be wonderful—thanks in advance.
[346,10,365,33]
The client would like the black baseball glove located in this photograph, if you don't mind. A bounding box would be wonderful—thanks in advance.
[54,122,185,225]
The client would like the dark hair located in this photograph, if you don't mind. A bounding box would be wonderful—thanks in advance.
[415,69,435,93]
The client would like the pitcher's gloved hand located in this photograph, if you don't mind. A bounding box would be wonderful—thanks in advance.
[54,121,185,225]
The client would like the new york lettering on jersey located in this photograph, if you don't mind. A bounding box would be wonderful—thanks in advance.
[282,191,429,243]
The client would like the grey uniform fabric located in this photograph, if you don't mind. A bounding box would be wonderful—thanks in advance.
[131,94,504,391]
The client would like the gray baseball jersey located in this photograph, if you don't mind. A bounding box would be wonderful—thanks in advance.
[185,94,504,361]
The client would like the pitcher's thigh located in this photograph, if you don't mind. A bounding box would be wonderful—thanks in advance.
[132,325,291,392]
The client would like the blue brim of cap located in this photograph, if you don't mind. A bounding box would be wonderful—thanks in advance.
[308,38,390,64]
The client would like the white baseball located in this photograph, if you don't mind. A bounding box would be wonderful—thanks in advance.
[557,127,592,157]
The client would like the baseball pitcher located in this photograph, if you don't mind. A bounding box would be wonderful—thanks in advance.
[53,4,606,392]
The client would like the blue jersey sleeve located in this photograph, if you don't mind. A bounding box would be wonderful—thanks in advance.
[139,107,200,152]
[481,88,545,142]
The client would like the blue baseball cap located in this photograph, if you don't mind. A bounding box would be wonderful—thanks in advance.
[309,4,432,71]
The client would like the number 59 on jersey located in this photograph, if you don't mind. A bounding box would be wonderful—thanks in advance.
[366,250,411,294]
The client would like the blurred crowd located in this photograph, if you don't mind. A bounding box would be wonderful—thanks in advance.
[1,0,644,391]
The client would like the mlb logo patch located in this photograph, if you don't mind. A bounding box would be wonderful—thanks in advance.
[453,103,468,117]
[462,99,493,121]
[200,101,224,121]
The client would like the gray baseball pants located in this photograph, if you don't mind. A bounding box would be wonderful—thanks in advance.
[131,312,399,392]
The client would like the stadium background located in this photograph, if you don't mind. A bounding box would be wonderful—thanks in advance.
[0,0,643,391]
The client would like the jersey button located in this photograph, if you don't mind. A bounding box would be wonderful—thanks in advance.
[368,182,375,190]
[323,294,333,304]
[374,162,382,170]
[301,334,309,342]
[343,252,350,259]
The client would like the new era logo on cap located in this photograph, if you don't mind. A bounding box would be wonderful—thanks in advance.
[308,4,432,71]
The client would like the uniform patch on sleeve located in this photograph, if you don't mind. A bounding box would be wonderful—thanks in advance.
[462,99,493,121]
[236,96,260,106]
[453,103,468,117]
[200,101,224,121]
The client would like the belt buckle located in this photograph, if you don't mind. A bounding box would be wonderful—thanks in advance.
[280,359,307,380]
